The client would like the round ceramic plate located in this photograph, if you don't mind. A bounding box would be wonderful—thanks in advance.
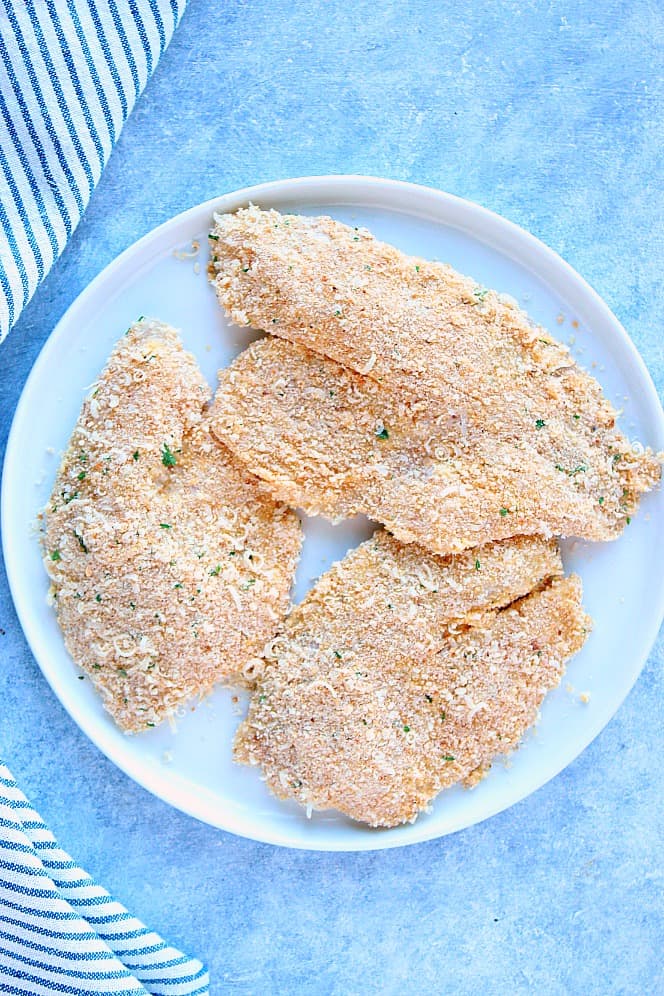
[3,176,663,850]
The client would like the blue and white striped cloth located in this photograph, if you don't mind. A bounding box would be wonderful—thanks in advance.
[0,0,187,341]
[0,763,209,994]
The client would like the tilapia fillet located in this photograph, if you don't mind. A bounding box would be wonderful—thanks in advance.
[209,206,660,545]
[42,319,302,733]
[211,337,650,553]
[235,532,589,827]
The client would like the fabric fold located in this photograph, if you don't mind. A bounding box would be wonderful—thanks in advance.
[0,0,188,341]
[0,763,209,995]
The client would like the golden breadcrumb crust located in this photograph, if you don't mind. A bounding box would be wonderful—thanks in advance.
[42,319,302,732]
[235,532,588,826]
[209,206,660,545]
[211,336,653,552]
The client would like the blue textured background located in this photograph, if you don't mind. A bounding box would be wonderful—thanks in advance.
[1,2,662,993]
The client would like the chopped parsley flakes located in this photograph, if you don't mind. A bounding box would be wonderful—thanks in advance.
[73,530,88,553]
[376,427,389,440]
[556,463,587,477]
[161,443,177,467]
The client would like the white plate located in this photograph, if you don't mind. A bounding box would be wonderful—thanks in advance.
[3,176,664,851]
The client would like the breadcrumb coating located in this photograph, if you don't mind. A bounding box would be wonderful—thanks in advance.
[209,206,661,541]
[235,532,588,827]
[211,336,651,552]
[42,319,302,732]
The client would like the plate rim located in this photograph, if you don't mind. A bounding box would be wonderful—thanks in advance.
[3,174,663,851]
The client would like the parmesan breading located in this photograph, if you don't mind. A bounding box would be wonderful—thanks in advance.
[209,206,661,539]
[42,319,302,732]
[235,532,588,827]
[211,337,651,552]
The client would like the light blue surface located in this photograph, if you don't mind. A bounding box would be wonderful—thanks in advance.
[1,2,662,993]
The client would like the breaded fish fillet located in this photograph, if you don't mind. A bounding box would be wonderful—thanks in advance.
[235,532,588,827]
[42,319,302,732]
[212,337,649,552]
[209,206,660,534]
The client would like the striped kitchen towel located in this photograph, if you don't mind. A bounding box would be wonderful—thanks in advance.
[0,0,187,342]
[0,762,209,995]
